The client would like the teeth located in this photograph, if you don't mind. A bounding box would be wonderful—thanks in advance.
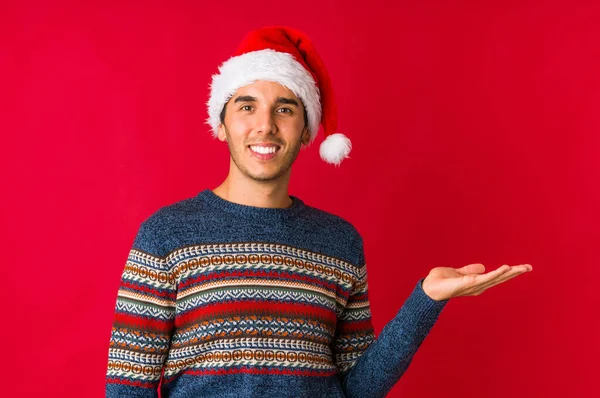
[250,146,278,154]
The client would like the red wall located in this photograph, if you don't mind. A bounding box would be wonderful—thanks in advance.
[2,1,597,397]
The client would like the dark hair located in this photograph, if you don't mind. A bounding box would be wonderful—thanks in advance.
[220,100,309,130]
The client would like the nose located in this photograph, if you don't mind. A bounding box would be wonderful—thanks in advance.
[254,108,276,135]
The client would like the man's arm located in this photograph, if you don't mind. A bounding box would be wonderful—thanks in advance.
[333,238,449,398]
[105,221,176,398]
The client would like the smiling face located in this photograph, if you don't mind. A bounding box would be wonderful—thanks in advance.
[217,80,311,183]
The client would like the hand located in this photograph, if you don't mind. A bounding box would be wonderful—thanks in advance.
[421,263,533,301]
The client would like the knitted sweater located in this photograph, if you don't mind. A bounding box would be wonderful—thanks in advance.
[105,189,449,398]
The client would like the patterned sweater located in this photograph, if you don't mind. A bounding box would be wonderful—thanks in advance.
[105,189,449,398]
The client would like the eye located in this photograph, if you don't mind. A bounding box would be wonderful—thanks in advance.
[240,105,253,111]
[277,107,292,114]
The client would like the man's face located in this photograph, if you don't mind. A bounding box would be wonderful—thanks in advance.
[217,80,311,182]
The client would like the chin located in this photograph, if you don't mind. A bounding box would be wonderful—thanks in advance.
[245,167,288,182]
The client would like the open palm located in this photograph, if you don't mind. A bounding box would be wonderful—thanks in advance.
[422,263,533,301]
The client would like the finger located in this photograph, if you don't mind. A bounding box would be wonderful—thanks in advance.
[461,265,511,291]
[475,265,531,292]
[473,264,511,284]
[455,263,486,276]
[458,264,531,297]
[451,265,510,297]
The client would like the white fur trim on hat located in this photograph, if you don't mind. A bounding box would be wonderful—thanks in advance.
[206,49,321,144]
[319,133,352,166]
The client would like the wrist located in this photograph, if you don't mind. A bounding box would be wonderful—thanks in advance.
[422,277,445,302]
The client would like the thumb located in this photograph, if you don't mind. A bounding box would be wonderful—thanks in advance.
[455,263,486,276]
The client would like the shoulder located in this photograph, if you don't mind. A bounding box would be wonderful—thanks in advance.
[300,203,365,264]
[302,202,362,237]
[142,195,201,228]
[132,195,203,256]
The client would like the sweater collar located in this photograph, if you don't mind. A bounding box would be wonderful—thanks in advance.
[197,189,306,220]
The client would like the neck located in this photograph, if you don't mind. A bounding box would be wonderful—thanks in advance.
[212,166,293,209]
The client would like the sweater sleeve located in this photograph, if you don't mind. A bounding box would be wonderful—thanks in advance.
[334,239,450,398]
[105,220,177,398]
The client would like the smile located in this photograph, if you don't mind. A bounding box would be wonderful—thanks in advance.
[248,145,280,160]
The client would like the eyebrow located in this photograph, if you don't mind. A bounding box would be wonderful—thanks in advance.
[233,95,300,107]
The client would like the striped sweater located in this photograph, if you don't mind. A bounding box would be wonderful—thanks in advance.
[105,189,449,398]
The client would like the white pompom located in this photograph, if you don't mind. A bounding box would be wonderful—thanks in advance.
[319,133,352,166]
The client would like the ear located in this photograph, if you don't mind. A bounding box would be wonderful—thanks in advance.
[301,126,311,146]
[217,123,227,142]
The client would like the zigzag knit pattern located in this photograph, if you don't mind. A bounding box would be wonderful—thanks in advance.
[105,189,449,398]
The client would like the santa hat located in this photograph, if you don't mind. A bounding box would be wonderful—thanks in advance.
[206,26,352,166]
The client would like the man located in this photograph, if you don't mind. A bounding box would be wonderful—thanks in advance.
[105,26,533,398]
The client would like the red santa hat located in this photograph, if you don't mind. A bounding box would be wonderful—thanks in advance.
[206,26,352,166]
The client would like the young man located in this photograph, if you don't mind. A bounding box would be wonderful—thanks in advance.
[105,26,533,398]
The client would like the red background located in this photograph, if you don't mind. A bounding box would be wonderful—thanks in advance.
[2,1,597,397]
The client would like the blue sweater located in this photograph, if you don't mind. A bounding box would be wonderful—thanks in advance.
[105,189,449,397]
